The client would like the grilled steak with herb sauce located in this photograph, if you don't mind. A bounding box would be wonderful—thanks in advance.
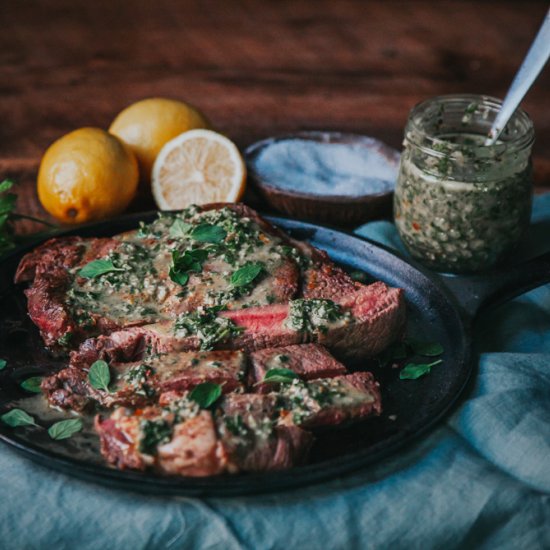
[16,203,402,477]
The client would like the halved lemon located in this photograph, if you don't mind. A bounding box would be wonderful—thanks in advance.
[151,129,246,210]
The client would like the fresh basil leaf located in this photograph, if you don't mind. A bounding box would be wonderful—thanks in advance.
[231,262,264,288]
[0,179,14,194]
[21,376,43,393]
[88,360,111,392]
[0,213,9,230]
[0,359,6,370]
[407,339,444,357]
[263,368,299,385]
[189,382,222,409]
[169,267,189,286]
[78,259,124,279]
[169,219,192,238]
[191,224,227,244]
[170,249,209,286]
[399,359,443,380]
[1,408,37,427]
[0,193,16,216]
[48,418,82,440]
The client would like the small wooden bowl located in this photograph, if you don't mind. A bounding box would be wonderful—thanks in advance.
[245,131,400,226]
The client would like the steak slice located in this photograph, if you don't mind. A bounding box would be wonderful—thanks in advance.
[95,391,312,474]
[301,253,359,301]
[249,343,347,393]
[225,281,405,358]
[17,202,405,362]
[69,279,404,366]
[44,350,246,411]
[15,235,151,348]
[95,405,228,476]
[16,203,305,350]
[14,237,88,284]
[277,372,382,429]
[217,393,313,471]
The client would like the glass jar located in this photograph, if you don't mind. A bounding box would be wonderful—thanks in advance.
[394,94,534,273]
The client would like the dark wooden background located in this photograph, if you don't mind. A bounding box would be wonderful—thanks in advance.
[2,0,549,232]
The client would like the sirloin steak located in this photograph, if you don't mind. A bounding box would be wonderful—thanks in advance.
[15,203,404,477]
[16,203,405,359]
[95,392,313,474]
[42,350,247,411]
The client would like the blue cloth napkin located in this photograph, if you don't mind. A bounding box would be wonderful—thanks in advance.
[1,197,550,550]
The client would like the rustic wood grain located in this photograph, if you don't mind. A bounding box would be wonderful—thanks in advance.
[1,0,549,233]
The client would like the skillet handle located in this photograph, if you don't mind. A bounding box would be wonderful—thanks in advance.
[438,250,550,319]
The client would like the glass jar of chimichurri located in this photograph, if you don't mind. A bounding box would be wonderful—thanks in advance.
[394,94,535,273]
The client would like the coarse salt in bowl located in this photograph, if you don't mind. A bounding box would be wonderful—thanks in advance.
[245,131,400,225]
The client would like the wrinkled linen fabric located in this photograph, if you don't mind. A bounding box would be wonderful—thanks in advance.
[1,196,549,550]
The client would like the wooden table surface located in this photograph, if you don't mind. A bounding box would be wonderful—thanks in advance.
[2,0,549,232]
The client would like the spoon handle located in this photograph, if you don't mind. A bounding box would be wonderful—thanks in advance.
[486,8,550,145]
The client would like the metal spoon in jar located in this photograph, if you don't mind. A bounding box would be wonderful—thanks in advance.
[485,8,550,145]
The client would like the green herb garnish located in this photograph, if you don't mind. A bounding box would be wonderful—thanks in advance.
[21,376,43,393]
[169,268,189,286]
[399,359,443,380]
[1,408,37,427]
[224,414,247,437]
[48,418,82,440]
[174,307,243,350]
[0,179,56,257]
[189,382,222,409]
[88,360,111,392]
[263,368,299,385]
[122,364,156,398]
[0,359,6,370]
[287,299,346,333]
[230,261,264,288]
[169,248,209,286]
[190,223,227,244]
[139,419,172,455]
[169,219,192,238]
[57,332,73,347]
[78,259,124,279]
[407,339,444,357]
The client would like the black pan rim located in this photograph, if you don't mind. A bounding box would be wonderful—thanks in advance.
[0,211,472,497]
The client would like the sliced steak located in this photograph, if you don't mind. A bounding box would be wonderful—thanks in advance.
[302,254,358,301]
[94,407,153,471]
[217,393,313,471]
[41,366,93,411]
[95,405,228,476]
[152,350,246,393]
[155,411,229,476]
[278,372,382,429]
[69,279,404,365]
[16,236,143,348]
[14,237,86,284]
[45,350,246,411]
[225,281,405,358]
[16,203,305,350]
[249,343,347,393]
[95,391,311,475]
[316,282,406,358]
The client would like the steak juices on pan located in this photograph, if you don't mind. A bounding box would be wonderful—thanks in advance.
[15,203,405,476]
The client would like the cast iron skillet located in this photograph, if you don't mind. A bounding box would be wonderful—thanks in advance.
[0,213,549,497]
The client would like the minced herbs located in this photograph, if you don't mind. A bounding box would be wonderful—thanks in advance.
[286,298,349,333]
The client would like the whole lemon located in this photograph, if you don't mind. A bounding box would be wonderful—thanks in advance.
[109,97,210,181]
[38,127,139,224]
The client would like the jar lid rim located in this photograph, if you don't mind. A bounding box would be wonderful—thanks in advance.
[406,94,535,154]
